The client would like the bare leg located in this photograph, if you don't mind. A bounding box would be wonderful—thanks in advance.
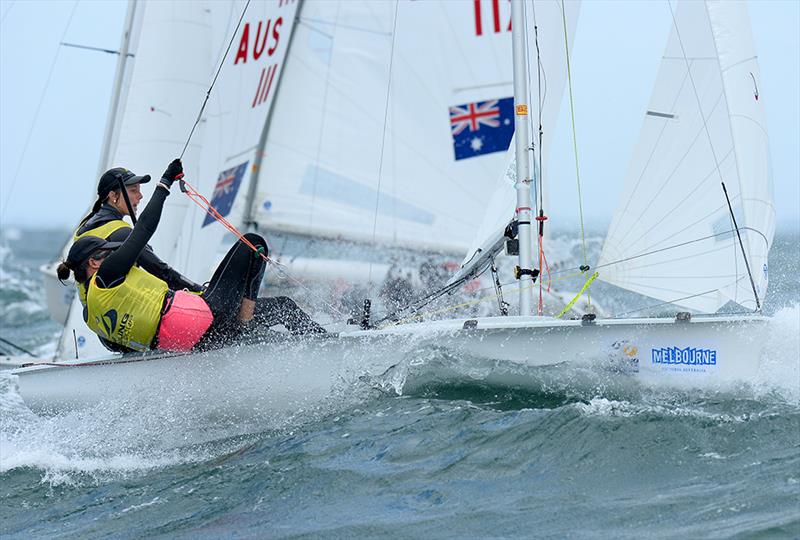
[238,297,256,322]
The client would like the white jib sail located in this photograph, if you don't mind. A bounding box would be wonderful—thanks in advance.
[249,0,517,255]
[597,0,774,313]
[449,0,581,285]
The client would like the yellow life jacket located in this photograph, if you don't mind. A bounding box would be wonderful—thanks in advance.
[85,265,168,352]
[72,220,131,306]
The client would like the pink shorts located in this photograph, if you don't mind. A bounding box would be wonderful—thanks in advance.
[157,291,214,351]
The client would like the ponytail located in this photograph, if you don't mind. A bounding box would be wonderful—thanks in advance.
[78,196,106,228]
[57,260,89,284]
[56,262,72,283]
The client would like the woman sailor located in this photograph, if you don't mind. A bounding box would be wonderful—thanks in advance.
[57,159,325,352]
[73,165,203,296]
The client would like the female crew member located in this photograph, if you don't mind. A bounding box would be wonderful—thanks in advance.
[66,165,202,352]
[73,166,202,294]
[58,159,325,352]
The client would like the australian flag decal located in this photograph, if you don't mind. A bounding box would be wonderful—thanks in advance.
[202,161,249,227]
[450,97,514,160]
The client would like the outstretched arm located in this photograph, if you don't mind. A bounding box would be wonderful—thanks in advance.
[96,159,183,288]
[106,228,202,292]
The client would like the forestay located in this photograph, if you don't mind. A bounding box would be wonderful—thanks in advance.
[598,0,773,313]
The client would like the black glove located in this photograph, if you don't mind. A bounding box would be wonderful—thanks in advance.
[160,159,184,187]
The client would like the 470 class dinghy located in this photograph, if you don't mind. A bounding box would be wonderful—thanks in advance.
[12,313,769,418]
[15,0,776,416]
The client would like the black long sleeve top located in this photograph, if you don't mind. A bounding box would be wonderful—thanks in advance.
[95,186,171,289]
[79,202,200,292]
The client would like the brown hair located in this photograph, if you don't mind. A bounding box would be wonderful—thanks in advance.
[57,260,90,284]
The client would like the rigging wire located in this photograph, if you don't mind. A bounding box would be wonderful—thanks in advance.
[528,0,551,314]
[559,0,590,300]
[367,0,400,292]
[1,0,79,226]
[179,0,251,159]
[307,1,342,233]
[0,336,35,357]
[179,179,348,318]
[380,226,761,326]
[0,0,15,25]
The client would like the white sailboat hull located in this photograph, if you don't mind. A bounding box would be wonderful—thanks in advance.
[11,315,769,417]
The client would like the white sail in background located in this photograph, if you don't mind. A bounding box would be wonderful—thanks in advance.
[56,0,215,360]
[249,0,516,254]
[598,0,773,313]
[450,0,580,285]
[174,0,300,283]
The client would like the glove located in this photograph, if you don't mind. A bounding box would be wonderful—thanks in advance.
[160,159,184,187]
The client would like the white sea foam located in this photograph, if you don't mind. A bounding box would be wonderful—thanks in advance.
[575,397,753,423]
[754,304,800,403]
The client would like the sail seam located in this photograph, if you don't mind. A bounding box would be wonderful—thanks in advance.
[625,147,734,248]
[615,91,726,247]
[610,64,694,240]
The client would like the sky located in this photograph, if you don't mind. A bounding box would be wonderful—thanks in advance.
[0,0,798,232]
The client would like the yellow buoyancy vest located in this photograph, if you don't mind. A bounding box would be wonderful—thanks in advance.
[73,220,131,306]
[85,265,168,351]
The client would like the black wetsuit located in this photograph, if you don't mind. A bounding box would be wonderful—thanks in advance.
[95,186,325,351]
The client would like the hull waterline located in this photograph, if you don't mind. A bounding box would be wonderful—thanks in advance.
[11,315,769,417]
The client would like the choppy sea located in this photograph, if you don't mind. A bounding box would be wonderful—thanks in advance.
[1,228,798,539]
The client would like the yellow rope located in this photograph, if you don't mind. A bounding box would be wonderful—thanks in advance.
[556,272,599,319]
[560,0,591,306]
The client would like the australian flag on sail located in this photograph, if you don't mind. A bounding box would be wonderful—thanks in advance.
[449,97,514,160]
[202,161,249,227]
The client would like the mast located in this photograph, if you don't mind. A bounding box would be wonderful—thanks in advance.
[96,0,138,177]
[243,0,306,227]
[510,0,535,316]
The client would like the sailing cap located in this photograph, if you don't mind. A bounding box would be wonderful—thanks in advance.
[98,167,151,198]
[66,236,122,269]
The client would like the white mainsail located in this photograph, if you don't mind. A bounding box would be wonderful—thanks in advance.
[597,0,773,313]
[248,0,516,254]
[172,0,300,283]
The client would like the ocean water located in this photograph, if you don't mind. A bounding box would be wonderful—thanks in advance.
[1,228,798,539]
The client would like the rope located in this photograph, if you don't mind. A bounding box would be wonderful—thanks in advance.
[180,179,348,318]
[180,0,251,159]
[0,336,35,356]
[556,271,598,318]
[559,0,590,299]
